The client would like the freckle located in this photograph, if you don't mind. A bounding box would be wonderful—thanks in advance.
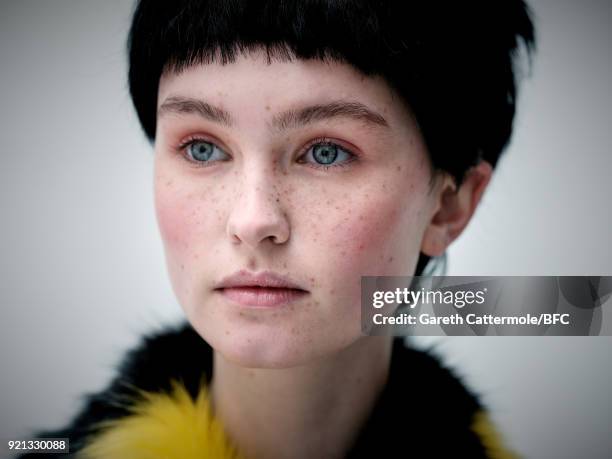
[276,198,280,202]
[388,256,394,263]
[166,179,173,186]
[340,251,346,256]
[309,277,315,286]
[180,264,184,270]
[283,262,287,268]
[265,105,270,111]
[396,165,402,171]
[247,338,251,343]
[225,330,230,335]
[330,288,336,294]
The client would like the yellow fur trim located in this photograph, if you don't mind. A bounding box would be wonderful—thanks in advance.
[79,381,244,459]
[471,410,520,459]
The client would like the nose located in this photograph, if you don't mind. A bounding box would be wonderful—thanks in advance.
[226,168,290,249]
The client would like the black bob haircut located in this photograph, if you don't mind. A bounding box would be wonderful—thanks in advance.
[127,0,535,274]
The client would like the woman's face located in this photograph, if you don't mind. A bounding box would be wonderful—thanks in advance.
[154,50,440,368]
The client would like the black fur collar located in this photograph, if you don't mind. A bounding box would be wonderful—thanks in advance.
[21,322,494,457]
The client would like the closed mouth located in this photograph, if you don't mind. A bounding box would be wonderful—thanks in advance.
[215,285,308,308]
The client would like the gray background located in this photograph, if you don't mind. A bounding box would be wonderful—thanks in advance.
[1,1,610,458]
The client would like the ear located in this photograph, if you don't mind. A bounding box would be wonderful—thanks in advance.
[421,160,493,257]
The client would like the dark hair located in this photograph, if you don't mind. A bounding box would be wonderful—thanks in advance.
[127,0,535,274]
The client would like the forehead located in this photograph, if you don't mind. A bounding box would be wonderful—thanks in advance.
[157,50,415,132]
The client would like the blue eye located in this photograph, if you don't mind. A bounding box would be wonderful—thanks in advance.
[183,139,229,165]
[302,141,355,169]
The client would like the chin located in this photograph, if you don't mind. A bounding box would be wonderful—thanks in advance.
[217,333,315,368]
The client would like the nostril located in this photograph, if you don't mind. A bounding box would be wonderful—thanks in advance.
[226,200,291,247]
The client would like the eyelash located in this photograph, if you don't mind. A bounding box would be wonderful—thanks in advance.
[175,136,357,170]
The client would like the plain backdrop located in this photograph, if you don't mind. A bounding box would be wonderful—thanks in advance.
[1,1,611,458]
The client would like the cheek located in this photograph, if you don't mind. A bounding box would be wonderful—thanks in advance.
[153,170,224,266]
[154,168,230,310]
[335,203,411,271]
[320,183,427,282]
[155,184,197,251]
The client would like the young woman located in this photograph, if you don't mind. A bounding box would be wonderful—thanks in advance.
[20,1,535,457]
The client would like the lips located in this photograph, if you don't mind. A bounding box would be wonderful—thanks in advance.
[214,270,309,307]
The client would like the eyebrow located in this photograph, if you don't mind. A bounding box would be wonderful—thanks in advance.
[272,100,389,130]
[157,96,389,130]
[158,96,233,125]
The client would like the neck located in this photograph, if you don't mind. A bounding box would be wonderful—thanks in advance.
[209,335,394,459]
